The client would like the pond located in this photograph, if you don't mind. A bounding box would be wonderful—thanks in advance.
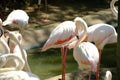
[27,43,117,80]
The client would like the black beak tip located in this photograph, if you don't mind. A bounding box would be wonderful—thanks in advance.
[0,28,4,37]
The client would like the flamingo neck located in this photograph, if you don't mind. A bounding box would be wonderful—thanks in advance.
[74,17,88,47]
[11,34,26,63]
[0,54,25,72]
[110,0,118,17]
[0,38,10,53]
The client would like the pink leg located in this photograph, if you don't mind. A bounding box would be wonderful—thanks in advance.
[96,69,99,80]
[88,71,91,80]
[82,73,84,80]
[61,46,68,80]
[96,49,102,80]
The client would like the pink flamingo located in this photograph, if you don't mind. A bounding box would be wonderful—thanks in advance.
[73,41,99,80]
[73,17,99,80]
[2,9,29,33]
[68,17,117,79]
[110,0,118,17]
[69,17,117,55]
[5,31,31,72]
[41,20,87,80]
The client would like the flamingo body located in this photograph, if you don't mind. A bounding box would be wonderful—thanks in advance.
[3,10,29,28]
[0,71,40,80]
[87,23,117,50]
[73,42,99,72]
[42,21,76,51]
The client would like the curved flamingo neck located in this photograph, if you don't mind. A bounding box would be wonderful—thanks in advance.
[0,38,10,53]
[9,33,26,63]
[0,54,25,72]
[110,0,118,17]
[74,17,88,46]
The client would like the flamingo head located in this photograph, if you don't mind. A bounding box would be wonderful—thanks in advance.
[104,70,112,80]
[4,30,22,44]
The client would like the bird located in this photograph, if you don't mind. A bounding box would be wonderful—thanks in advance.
[0,31,40,80]
[0,54,39,80]
[0,53,25,72]
[0,31,25,72]
[110,0,118,17]
[73,18,99,80]
[0,70,40,80]
[69,17,117,62]
[4,31,31,72]
[104,70,112,80]
[2,9,29,33]
[41,20,84,80]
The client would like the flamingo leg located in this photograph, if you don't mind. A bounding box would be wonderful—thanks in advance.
[96,69,99,80]
[82,73,84,80]
[61,46,68,80]
[88,71,91,80]
[96,49,102,80]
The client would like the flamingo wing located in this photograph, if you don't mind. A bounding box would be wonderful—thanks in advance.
[42,21,76,51]
[73,42,99,72]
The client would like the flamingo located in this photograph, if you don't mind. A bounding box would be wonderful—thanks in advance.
[68,17,117,80]
[0,54,25,72]
[0,31,40,80]
[0,70,40,80]
[73,18,99,80]
[2,9,29,33]
[4,31,31,72]
[0,52,39,80]
[104,70,112,80]
[110,0,118,17]
[0,30,25,72]
[69,17,117,62]
[73,42,99,80]
[41,20,87,80]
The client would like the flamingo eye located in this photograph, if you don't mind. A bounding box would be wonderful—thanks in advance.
[12,20,18,24]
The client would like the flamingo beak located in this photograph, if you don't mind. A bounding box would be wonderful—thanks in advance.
[0,26,4,37]
[2,20,12,26]
[83,35,88,42]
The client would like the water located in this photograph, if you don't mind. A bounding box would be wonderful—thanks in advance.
[27,48,78,80]
[27,43,117,80]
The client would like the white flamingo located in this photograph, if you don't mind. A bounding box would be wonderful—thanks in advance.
[104,70,112,80]
[0,70,40,80]
[0,54,25,72]
[110,0,118,17]
[2,9,29,33]
[42,21,78,80]
[69,17,117,60]
[73,18,99,80]
[5,31,31,72]
[0,31,40,80]
[0,52,39,80]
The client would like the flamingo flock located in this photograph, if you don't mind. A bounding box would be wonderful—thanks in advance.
[0,0,117,80]
[0,10,40,80]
